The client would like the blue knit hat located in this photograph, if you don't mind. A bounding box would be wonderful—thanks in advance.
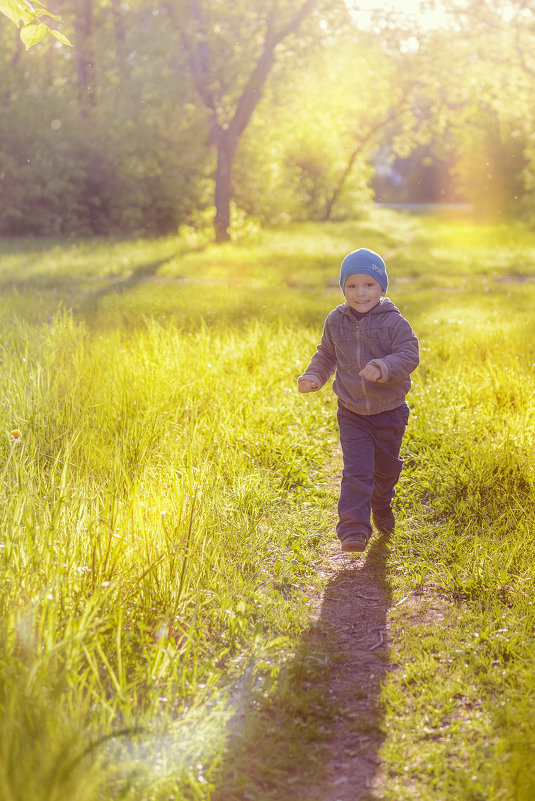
[340,248,388,293]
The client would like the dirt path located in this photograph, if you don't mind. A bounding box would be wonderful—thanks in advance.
[211,535,395,801]
[212,449,399,800]
[303,447,394,800]
[309,539,392,801]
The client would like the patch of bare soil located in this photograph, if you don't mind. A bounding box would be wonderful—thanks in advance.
[309,539,393,801]
[310,553,456,801]
[210,535,394,801]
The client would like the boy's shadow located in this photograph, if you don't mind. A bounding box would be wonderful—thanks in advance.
[211,534,392,801]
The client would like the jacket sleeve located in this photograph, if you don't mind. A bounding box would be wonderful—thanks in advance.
[298,320,337,388]
[370,318,419,383]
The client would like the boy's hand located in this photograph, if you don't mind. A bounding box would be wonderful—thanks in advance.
[298,378,319,393]
[359,362,382,382]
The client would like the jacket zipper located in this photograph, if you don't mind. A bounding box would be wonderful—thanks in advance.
[355,323,371,414]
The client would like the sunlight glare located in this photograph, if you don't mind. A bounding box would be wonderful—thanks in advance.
[348,0,449,32]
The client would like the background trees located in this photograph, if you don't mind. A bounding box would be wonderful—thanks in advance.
[1,0,535,238]
[166,0,335,241]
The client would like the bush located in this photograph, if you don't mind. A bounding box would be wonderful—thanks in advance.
[0,97,210,236]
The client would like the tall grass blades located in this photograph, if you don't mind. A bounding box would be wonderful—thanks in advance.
[0,304,336,799]
[1,211,535,799]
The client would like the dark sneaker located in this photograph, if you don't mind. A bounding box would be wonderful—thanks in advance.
[372,507,395,534]
[341,533,368,553]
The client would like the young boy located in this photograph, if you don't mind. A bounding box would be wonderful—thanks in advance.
[298,248,419,553]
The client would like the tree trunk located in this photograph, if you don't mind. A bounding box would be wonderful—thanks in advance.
[169,0,318,242]
[322,146,362,221]
[211,41,276,242]
[214,133,237,243]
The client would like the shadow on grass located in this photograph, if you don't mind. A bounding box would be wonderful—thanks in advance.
[211,535,392,801]
[75,252,186,320]
[0,252,185,296]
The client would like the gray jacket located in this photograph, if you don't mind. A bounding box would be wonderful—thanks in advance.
[299,299,419,415]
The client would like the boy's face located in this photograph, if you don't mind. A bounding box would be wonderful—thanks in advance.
[344,273,385,313]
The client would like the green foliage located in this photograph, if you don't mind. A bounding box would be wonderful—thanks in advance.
[0,90,210,236]
[234,34,402,223]
[0,0,70,48]
[409,3,535,220]
[453,110,527,220]
[3,0,535,235]
[0,0,213,236]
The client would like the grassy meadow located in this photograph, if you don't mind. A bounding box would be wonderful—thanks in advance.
[1,209,535,800]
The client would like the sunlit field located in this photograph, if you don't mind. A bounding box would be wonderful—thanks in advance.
[1,209,535,800]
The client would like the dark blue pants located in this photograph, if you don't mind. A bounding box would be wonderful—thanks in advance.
[336,401,410,541]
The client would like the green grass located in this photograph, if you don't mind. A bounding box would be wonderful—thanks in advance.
[1,209,535,799]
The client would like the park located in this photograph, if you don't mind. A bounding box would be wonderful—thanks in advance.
[1,1,535,799]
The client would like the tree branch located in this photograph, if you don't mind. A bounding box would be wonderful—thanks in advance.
[269,0,317,48]
[322,87,413,221]
[228,0,317,144]
[164,0,218,116]
[514,23,535,77]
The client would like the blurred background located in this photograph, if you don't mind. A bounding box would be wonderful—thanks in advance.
[1,0,533,240]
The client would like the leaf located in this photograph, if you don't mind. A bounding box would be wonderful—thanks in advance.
[20,20,47,48]
[32,7,62,20]
[50,27,72,46]
[1,0,70,48]
[0,0,34,25]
